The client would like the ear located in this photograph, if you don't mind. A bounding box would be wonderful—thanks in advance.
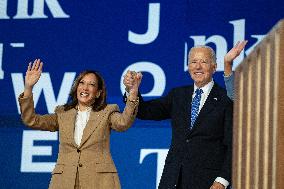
[212,63,217,73]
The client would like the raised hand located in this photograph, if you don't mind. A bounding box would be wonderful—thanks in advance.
[123,70,142,101]
[24,59,43,97]
[225,40,248,63]
[123,70,136,92]
[129,72,142,96]
[224,40,247,76]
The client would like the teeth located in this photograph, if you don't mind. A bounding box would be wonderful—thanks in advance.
[80,92,89,97]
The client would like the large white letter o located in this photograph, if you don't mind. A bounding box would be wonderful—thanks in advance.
[120,62,166,96]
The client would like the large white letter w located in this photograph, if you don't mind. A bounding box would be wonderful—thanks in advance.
[12,72,76,114]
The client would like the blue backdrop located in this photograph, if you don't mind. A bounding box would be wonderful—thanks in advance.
[0,0,283,188]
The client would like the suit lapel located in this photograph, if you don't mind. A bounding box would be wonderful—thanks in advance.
[61,108,78,147]
[185,86,194,127]
[191,83,220,130]
[79,110,103,148]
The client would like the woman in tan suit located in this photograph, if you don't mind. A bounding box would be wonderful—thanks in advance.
[18,59,141,189]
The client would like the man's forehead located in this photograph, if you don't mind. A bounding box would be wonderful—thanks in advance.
[189,48,211,58]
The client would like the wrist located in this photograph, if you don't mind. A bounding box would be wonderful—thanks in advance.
[224,59,232,65]
[24,85,33,90]
[224,70,232,77]
[128,97,139,102]
[128,97,139,105]
[129,88,138,96]
[224,63,233,77]
[127,98,139,109]
[128,94,138,101]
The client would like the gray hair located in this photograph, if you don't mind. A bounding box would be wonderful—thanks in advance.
[188,45,217,64]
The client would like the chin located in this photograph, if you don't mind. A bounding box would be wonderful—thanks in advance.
[78,99,90,105]
[194,79,204,84]
[195,81,206,87]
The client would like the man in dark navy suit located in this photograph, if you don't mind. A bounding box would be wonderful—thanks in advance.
[124,44,245,189]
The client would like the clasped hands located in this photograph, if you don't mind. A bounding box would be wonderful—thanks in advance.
[123,70,143,101]
[209,181,226,189]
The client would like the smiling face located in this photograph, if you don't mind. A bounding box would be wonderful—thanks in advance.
[76,73,101,110]
[188,47,217,88]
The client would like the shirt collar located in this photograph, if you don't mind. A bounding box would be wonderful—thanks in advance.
[77,106,92,113]
[193,80,214,94]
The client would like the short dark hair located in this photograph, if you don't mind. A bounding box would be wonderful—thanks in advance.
[63,70,107,111]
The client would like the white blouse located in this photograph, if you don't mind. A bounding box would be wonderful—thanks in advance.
[74,107,91,146]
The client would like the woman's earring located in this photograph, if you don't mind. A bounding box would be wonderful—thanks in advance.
[96,91,101,98]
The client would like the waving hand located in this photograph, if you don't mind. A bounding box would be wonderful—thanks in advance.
[24,59,43,97]
[224,40,247,76]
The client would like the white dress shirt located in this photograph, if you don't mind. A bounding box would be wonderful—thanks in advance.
[192,80,229,188]
[192,80,214,113]
[74,107,91,146]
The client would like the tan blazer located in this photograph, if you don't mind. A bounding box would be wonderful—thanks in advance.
[18,93,138,189]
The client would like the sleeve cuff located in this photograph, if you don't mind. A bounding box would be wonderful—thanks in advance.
[18,92,32,99]
[215,177,229,188]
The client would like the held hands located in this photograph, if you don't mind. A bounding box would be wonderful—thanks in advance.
[123,70,143,100]
[224,40,248,76]
[209,181,225,189]
[24,59,43,97]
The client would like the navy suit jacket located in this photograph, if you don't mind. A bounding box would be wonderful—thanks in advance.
[131,83,233,189]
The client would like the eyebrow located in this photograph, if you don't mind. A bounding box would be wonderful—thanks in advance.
[80,80,97,84]
[190,59,209,62]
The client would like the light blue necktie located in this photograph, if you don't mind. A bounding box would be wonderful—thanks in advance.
[190,88,203,129]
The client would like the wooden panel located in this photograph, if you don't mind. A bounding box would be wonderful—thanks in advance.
[232,19,284,189]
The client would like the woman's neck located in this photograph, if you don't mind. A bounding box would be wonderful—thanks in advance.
[78,104,92,112]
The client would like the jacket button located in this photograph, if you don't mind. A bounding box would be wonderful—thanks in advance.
[186,139,190,143]
[79,163,83,167]
[77,149,81,153]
